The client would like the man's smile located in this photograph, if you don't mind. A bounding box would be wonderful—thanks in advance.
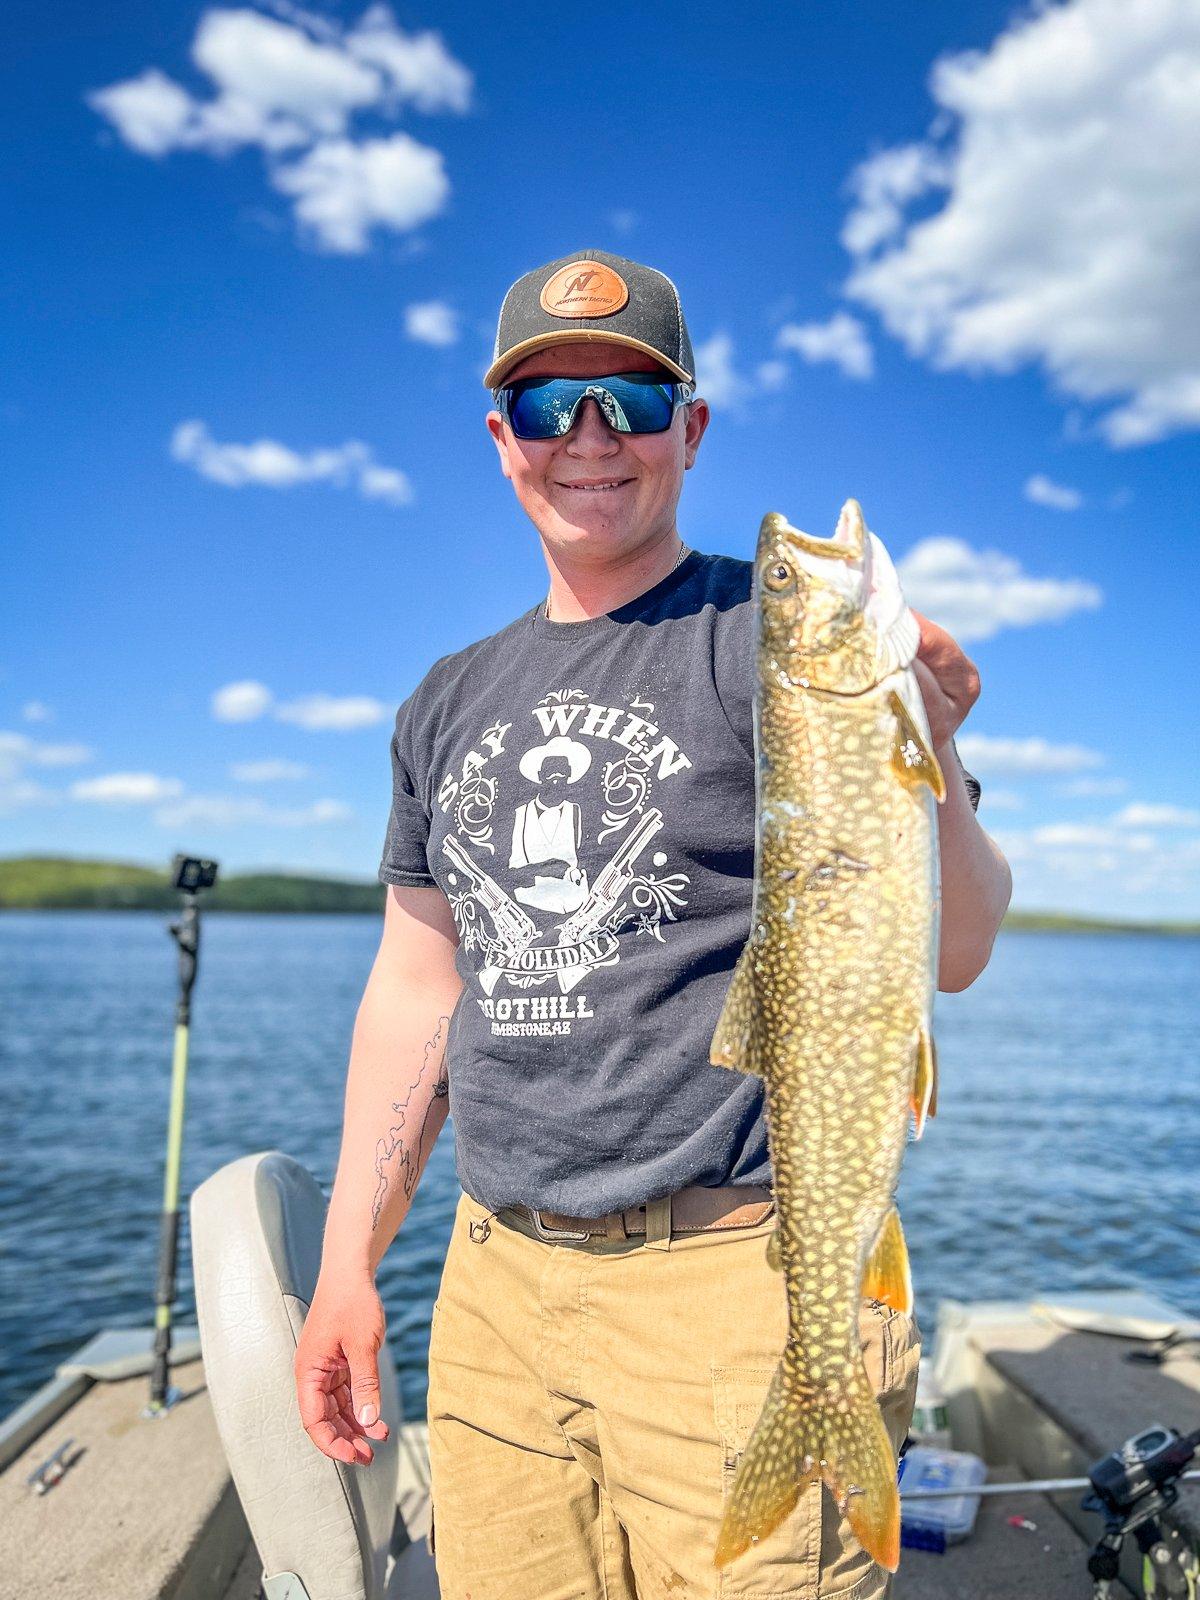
[555,477,636,493]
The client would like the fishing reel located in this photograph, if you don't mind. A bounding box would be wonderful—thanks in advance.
[1083,1425,1200,1599]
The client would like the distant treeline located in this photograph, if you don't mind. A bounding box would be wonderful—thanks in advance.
[0,856,382,913]
[0,856,1197,935]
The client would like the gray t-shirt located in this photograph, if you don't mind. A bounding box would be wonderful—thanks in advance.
[378,549,981,1216]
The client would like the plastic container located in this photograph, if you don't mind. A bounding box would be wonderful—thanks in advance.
[898,1444,988,1553]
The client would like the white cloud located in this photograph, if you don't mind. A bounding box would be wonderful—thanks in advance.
[213,680,274,722]
[1031,823,1157,853]
[840,142,950,257]
[21,702,54,723]
[0,731,92,812]
[171,420,412,504]
[896,536,1103,640]
[755,359,789,392]
[72,772,184,804]
[152,793,353,827]
[1112,802,1200,828]
[193,9,380,139]
[841,0,1200,447]
[693,332,749,410]
[229,758,311,781]
[404,298,459,346]
[88,69,201,156]
[275,693,388,730]
[271,132,448,253]
[213,681,387,729]
[1024,473,1083,511]
[976,789,1024,810]
[954,733,1105,775]
[607,208,637,235]
[0,731,92,778]
[344,6,472,112]
[990,821,1200,918]
[0,779,57,815]
[1056,775,1129,797]
[88,5,470,252]
[776,313,874,379]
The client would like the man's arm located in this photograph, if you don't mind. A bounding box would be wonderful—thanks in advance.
[295,882,461,1464]
[910,610,1013,993]
[320,882,463,1279]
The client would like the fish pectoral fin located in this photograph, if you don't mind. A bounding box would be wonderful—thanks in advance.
[911,1025,938,1138]
[888,689,946,802]
[709,944,764,1076]
[862,1202,913,1315]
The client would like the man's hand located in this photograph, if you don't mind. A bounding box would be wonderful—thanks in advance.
[295,1272,391,1465]
[910,610,981,749]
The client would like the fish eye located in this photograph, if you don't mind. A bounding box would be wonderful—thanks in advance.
[763,560,794,591]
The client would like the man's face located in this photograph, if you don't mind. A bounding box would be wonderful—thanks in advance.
[537,757,571,799]
[486,340,710,559]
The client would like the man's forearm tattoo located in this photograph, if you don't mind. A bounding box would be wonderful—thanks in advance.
[371,1014,451,1231]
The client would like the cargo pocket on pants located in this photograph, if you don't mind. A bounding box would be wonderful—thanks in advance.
[712,1364,821,1598]
[815,1299,922,1599]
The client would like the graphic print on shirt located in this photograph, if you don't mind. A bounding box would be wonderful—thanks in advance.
[435,688,693,1039]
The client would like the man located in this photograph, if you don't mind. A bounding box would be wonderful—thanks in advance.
[295,249,1011,1599]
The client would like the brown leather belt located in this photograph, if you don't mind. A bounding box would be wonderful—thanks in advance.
[505,1182,775,1242]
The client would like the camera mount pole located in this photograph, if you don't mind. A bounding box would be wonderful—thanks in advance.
[143,853,219,1418]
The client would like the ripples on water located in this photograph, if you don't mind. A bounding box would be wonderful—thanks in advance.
[1,911,1196,1423]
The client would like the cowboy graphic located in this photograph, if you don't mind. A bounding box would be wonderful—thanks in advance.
[509,734,591,913]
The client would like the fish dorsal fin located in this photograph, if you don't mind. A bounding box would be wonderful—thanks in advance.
[888,689,946,801]
[862,1203,913,1314]
[709,944,764,1076]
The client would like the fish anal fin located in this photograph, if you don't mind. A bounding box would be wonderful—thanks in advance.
[911,1026,938,1138]
[861,1202,913,1315]
[888,689,946,802]
[710,944,763,1076]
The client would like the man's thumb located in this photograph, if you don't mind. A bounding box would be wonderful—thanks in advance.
[348,1347,381,1427]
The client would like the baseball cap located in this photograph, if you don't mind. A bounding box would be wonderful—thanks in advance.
[483,248,695,391]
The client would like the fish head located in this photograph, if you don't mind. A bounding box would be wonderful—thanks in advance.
[754,499,918,696]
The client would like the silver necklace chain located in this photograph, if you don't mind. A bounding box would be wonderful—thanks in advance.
[543,540,689,621]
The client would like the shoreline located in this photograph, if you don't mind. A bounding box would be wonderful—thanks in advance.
[0,857,1196,935]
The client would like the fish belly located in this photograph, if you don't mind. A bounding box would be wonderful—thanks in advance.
[755,673,936,1331]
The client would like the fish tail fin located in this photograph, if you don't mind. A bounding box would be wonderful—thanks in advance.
[714,1357,901,1574]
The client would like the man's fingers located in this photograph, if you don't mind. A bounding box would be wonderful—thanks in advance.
[345,1342,388,1437]
[297,1357,377,1464]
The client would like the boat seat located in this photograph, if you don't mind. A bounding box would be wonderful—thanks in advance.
[191,1150,403,1600]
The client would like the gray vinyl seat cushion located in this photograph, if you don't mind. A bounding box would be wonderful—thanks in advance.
[190,1150,402,1600]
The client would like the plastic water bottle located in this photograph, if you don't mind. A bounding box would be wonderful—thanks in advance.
[910,1368,952,1449]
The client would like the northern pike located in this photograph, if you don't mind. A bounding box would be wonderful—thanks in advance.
[710,499,944,1574]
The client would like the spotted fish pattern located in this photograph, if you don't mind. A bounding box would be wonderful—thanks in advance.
[710,500,944,1575]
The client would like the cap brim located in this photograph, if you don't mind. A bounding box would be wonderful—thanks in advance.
[484,330,693,390]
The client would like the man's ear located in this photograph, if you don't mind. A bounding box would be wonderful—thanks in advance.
[485,410,513,480]
[683,399,710,469]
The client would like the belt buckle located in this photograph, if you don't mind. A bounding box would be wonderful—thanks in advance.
[528,1206,592,1242]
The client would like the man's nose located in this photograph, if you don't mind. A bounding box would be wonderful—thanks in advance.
[563,396,622,450]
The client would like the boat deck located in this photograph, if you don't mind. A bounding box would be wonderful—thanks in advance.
[2,1291,1197,1599]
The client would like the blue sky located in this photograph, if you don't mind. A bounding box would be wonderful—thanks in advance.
[3,0,1198,918]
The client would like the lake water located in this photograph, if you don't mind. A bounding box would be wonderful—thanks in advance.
[1,911,1197,1426]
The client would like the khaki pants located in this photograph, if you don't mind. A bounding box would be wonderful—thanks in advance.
[427,1187,921,1599]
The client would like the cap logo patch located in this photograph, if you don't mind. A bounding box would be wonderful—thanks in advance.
[539,261,629,319]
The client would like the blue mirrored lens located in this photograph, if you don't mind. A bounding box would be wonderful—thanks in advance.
[505,373,678,439]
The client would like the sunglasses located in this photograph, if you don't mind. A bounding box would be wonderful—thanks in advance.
[493,370,696,440]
